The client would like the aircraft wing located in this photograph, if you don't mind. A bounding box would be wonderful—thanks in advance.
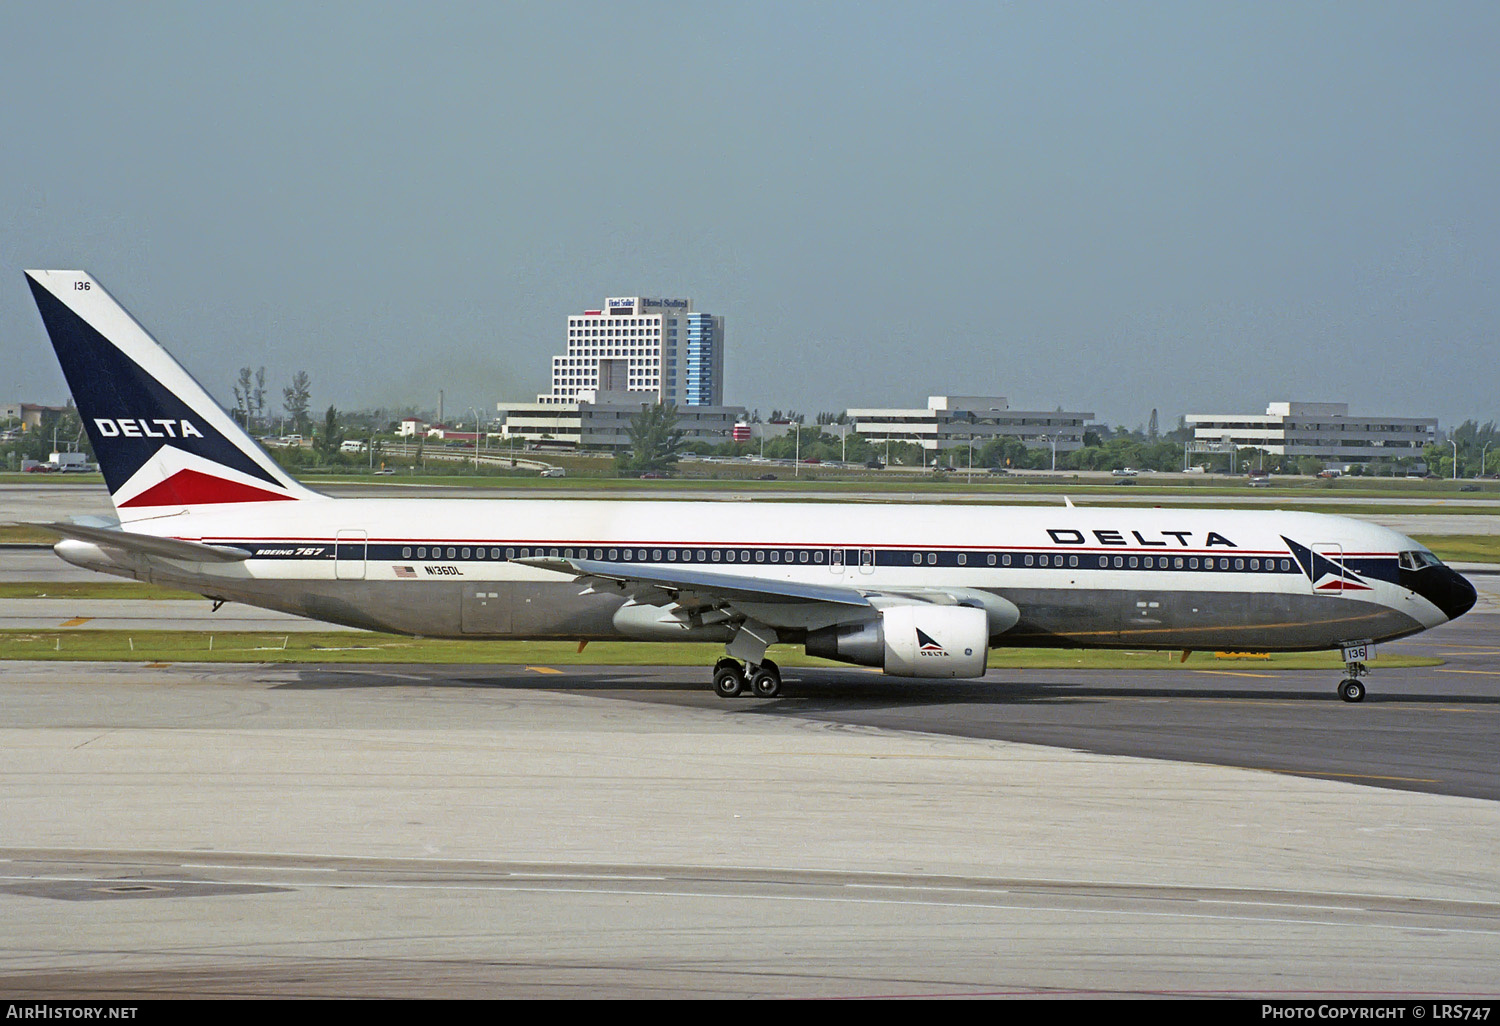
[517,555,873,611]
[515,556,1020,635]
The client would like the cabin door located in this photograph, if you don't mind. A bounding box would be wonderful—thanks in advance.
[1311,543,1349,597]
[335,530,367,581]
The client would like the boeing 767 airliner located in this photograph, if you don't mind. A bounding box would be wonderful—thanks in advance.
[24,270,1476,700]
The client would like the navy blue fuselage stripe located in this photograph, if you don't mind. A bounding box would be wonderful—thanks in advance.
[230,540,1396,581]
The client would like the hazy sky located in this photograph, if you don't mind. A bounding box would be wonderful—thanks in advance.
[3,1,1497,430]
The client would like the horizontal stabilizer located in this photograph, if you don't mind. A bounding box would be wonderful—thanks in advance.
[45,522,252,563]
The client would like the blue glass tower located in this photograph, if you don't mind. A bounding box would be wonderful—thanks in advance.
[683,313,719,406]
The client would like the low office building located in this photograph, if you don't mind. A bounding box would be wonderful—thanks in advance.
[499,392,746,451]
[1,402,68,429]
[847,396,1093,457]
[1185,402,1438,466]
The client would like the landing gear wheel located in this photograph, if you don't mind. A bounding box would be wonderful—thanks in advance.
[713,664,745,698]
[1338,678,1365,703]
[750,662,782,698]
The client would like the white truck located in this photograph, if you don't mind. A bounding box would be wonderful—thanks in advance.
[49,451,92,472]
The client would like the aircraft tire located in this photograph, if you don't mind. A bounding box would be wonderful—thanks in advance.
[713,666,745,698]
[751,666,781,698]
[1338,679,1365,703]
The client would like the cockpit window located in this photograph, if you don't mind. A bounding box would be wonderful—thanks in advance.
[1399,550,1444,571]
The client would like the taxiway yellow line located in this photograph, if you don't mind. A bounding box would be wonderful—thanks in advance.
[1262,769,1441,784]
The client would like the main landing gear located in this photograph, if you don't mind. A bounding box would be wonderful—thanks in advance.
[712,657,782,699]
[1337,659,1368,703]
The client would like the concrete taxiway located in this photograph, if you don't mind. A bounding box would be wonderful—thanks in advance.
[1,644,1498,998]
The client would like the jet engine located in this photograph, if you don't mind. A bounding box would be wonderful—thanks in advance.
[805,604,990,678]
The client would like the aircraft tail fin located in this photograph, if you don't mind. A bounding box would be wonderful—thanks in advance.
[24,271,318,520]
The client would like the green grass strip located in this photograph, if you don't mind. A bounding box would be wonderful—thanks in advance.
[0,525,63,544]
[1411,535,1500,564]
[0,582,203,600]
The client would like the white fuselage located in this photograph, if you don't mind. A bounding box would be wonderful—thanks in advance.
[60,497,1454,651]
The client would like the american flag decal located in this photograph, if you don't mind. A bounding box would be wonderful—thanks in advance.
[393,565,416,579]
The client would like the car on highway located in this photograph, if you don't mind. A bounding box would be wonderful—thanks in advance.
[540,467,566,478]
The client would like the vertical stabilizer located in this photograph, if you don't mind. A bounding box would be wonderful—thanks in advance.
[25,270,318,519]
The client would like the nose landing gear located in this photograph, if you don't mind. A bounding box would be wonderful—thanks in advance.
[1337,659,1368,703]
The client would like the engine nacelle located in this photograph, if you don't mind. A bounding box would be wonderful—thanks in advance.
[805,604,989,678]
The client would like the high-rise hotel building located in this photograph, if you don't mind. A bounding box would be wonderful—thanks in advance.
[538,296,725,407]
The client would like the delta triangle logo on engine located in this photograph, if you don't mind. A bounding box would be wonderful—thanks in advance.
[916,627,948,657]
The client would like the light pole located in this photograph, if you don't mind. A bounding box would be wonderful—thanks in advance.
[1481,442,1492,479]
[1039,434,1057,471]
[1451,439,1459,480]
[468,408,482,470]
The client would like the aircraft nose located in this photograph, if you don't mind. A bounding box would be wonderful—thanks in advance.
[1420,567,1478,621]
